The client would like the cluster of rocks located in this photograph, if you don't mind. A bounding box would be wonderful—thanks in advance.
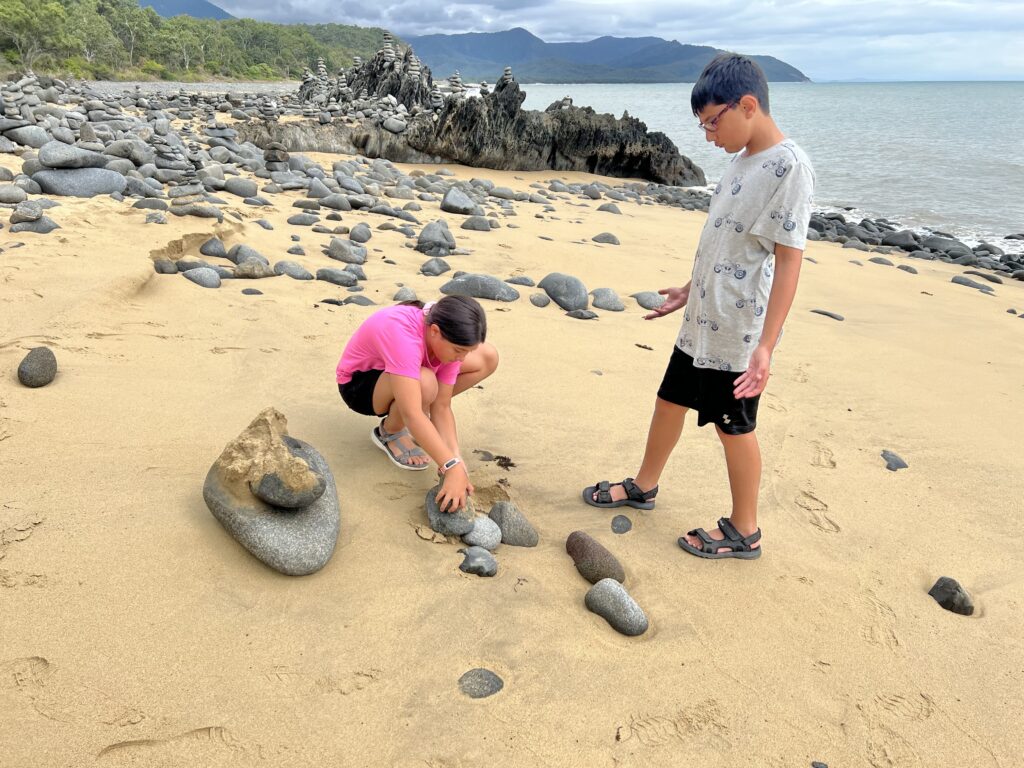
[808,212,1024,281]
[423,485,539,578]
[566,530,648,636]
[202,408,340,576]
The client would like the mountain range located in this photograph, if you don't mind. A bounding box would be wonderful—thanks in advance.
[139,0,233,20]
[406,28,809,83]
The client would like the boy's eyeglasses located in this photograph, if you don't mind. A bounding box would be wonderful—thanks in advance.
[698,103,737,133]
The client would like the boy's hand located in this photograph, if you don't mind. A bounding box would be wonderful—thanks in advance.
[734,345,771,398]
[643,286,690,319]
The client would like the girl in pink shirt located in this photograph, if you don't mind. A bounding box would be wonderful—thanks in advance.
[337,296,498,513]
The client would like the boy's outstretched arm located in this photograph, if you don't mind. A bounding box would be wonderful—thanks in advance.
[733,244,803,398]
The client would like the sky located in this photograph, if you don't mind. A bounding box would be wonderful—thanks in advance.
[214,0,1024,82]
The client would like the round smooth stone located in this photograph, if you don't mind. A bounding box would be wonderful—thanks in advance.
[458,668,503,699]
[611,515,632,534]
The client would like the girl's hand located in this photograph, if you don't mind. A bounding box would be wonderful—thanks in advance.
[436,465,471,513]
[644,286,690,319]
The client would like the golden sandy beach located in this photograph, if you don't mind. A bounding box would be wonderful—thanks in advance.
[1,151,1022,767]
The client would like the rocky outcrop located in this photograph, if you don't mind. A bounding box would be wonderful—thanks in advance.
[238,75,703,186]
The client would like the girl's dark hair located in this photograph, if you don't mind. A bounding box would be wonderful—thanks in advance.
[400,295,487,346]
[691,53,770,116]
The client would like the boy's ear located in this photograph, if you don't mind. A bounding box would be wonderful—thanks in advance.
[738,93,761,116]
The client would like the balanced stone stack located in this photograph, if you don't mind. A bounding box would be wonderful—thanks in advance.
[500,66,515,86]
[10,200,59,234]
[381,32,397,63]
[259,97,280,123]
[430,84,444,112]
[448,71,465,97]
[479,82,489,97]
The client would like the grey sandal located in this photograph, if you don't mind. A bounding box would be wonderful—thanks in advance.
[582,478,658,510]
[371,420,429,471]
[678,518,762,559]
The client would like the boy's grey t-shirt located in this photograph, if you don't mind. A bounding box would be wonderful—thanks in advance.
[676,139,815,372]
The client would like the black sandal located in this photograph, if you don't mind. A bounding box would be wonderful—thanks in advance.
[678,517,762,559]
[582,478,658,510]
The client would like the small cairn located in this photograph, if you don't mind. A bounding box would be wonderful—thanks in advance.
[263,141,290,172]
[479,81,489,97]
[259,96,279,122]
[430,83,444,112]
[448,70,465,97]
[381,31,397,63]
[500,65,515,85]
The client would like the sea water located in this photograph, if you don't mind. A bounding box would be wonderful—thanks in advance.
[521,81,1024,255]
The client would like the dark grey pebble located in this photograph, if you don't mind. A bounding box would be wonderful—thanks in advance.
[287,213,319,227]
[183,267,221,288]
[458,668,504,699]
[458,546,498,577]
[441,273,520,302]
[200,237,227,259]
[868,256,894,266]
[567,309,599,320]
[17,347,58,388]
[897,264,918,274]
[811,763,829,768]
[343,295,376,306]
[951,275,990,291]
[505,275,535,286]
[631,291,666,311]
[461,216,492,231]
[928,576,974,616]
[539,235,553,241]
[811,309,845,321]
[597,203,621,214]
[611,515,632,534]
[881,450,908,471]
[241,288,262,295]
[592,232,620,245]
[420,257,451,276]
[257,219,274,230]
[287,246,306,256]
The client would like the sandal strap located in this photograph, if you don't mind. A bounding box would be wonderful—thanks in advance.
[716,518,762,549]
[378,422,411,445]
[595,480,612,504]
[622,477,658,502]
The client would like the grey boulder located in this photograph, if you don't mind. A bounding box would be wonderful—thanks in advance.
[539,272,588,311]
[425,484,476,536]
[585,578,649,636]
[440,273,520,302]
[488,500,538,547]
[32,168,127,198]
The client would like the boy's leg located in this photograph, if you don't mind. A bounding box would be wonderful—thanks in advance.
[591,397,687,503]
[680,426,761,552]
[450,342,499,396]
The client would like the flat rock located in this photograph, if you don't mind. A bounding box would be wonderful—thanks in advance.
[38,141,108,169]
[458,546,497,577]
[440,273,520,302]
[592,232,620,245]
[425,484,476,536]
[585,578,648,636]
[566,530,625,584]
[202,408,339,575]
[811,309,845,321]
[224,177,258,198]
[274,261,314,280]
[567,309,599,320]
[881,450,908,471]
[928,576,974,616]
[611,515,632,534]
[441,187,483,216]
[421,257,451,276]
[316,267,358,287]
[488,500,538,547]
[461,216,492,231]
[17,347,57,388]
[868,256,894,266]
[458,668,503,698]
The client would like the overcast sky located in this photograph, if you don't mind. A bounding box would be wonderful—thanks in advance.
[215,0,1023,81]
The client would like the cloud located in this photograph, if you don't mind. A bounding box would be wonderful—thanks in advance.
[213,0,1024,80]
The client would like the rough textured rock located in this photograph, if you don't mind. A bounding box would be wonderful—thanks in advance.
[441,187,484,216]
[458,546,498,576]
[928,576,974,616]
[416,219,456,256]
[488,500,538,547]
[183,267,221,288]
[881,450,908,471]
[17,347,57,388]
[462,515,502,551]
[590,288,625,311]
[425,484,476,536]
[566,530,625,584]
[238,78,704,187]
[458,668,504,698]
[585,578,649,636]
[202,408,340,575]
[631,291,666,311]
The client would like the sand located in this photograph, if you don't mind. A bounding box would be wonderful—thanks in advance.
[1,152,1022,768]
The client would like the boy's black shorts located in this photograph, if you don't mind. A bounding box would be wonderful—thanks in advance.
[338,369,388,417]
[656,346,760,435]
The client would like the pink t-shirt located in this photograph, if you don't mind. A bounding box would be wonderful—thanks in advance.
[336,304,462,386]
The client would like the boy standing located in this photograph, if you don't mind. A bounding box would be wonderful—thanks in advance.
[583,53,815,559]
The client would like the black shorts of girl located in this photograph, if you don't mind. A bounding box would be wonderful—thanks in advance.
[338,369,388,417]
[656,347,760,435]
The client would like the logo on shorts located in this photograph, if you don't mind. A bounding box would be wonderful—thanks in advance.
[722,414,732,424]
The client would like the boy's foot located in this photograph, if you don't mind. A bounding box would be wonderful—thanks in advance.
[679,517,761,559]
[583,478,658,509]
[372,421,429,470]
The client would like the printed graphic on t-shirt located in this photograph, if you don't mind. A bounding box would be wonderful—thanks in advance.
[677,140,815,373]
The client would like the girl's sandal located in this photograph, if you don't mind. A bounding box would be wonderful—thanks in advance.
[371,420,429,471]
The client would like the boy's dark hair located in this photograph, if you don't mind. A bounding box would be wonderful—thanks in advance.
[691,53,770,116]
[401,295,487,346]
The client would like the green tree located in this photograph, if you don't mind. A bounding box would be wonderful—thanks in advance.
[99,0,158,66]
[0,0,70,69]
[64,0,120,67]
[154,15,200,71]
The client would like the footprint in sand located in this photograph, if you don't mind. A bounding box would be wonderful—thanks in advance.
[874,692,934,721]
[619,699,728,749]
[856,706,923,768]
[860,590,901,651]
[0,656,145,727]
[794,490,841,533]
[811,440,837,469]
[98,726,252,766]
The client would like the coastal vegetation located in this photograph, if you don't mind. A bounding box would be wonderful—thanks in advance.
[0,0,387,81]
